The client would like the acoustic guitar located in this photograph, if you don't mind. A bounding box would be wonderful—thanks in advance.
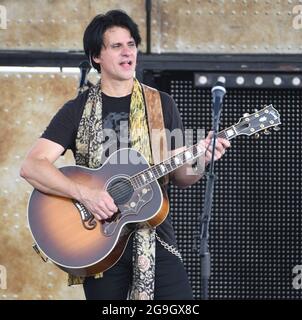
[28,105,280,276]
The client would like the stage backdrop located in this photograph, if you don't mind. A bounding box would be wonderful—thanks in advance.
[0,0,301,54]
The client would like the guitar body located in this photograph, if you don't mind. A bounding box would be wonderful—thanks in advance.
[28,148,169,276]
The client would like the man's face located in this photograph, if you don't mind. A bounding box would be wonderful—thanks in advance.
[94,26,138,81]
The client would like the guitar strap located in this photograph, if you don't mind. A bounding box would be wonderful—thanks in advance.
[128,82,169,300]
[142,84,169,185]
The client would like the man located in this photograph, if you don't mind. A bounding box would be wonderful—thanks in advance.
[20,10,230,300]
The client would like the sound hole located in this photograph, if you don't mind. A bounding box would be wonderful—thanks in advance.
[107,177,134,205]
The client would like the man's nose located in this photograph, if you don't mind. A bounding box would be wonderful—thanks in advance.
[121,46,131,55]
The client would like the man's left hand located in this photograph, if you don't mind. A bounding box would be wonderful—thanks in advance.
[198,131,231,165]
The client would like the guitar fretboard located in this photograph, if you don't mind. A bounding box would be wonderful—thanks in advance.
[130,126,236,190]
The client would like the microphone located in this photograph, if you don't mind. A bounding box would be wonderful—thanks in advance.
[211,81,226,117]
[78,61,91,92]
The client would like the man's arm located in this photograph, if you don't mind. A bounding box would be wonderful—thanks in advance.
[20,138,117,220]
[169,134,231,188]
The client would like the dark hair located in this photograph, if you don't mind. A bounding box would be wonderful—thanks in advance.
[83,10,141,72]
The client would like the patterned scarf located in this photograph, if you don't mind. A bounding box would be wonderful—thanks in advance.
[71,78,156,300]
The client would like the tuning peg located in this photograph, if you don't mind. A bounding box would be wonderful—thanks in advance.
[264,129,271,135]
[273,126,281,131]
[243,113,250,117]
[254,133,260,139]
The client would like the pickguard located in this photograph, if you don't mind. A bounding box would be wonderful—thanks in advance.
[103,184,153,236]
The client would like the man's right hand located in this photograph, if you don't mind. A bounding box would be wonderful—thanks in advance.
[77,185,118,220]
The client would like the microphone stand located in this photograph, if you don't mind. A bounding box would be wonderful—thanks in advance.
[197,94,223,300]
[78,60,93,95]
[145,0,152,54]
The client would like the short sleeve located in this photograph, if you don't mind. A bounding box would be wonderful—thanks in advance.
[41,91,88,153]
[160,91,185,151]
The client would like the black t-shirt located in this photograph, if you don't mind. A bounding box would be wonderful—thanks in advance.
[42,88,185,246]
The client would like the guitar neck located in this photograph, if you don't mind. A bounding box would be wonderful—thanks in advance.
[130,104,281,189]
[130,126,237,190]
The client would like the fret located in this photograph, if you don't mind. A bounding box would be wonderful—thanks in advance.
[184,151,193,161]
[152,166,160,179]
[174,156,181,165]
[130,130,223,189]
[131,145,203,189]
[141,174,147,183]
[154,166,163,177]
[169,159,176,169]
[218,127,234,140]
[159,164,166,173]
[165,161,173,171]
[154,165,162,176]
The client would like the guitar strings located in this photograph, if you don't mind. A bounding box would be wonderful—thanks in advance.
[107,161,170,195]
[106,146,203,196]
[129,146,199,183]
[106,141,211,196]
[106,164,162,197]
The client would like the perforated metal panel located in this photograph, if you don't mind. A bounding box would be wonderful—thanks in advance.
[154,72,302,299]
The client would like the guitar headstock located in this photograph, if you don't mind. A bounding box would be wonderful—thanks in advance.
[234,105,281,137]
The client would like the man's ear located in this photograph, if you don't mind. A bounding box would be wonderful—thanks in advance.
[92,55,101,64]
